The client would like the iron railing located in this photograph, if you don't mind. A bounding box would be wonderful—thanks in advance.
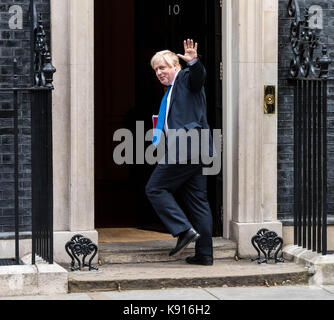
[288,0,332,255]
[0,86,54,264]
[293,79,329,254]
[0,82,22,265]
[31,87,54,264]
[0,1,55,265]
[30,1,56,264]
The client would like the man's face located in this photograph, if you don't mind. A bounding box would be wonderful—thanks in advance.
[153,60,177,86]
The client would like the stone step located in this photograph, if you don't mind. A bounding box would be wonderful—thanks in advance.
[98,238,237,264]
[67,259,310,293]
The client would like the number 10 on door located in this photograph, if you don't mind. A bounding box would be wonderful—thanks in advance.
[169,4,180,16]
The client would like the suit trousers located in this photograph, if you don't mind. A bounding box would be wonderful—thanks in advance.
[145,163,213,257]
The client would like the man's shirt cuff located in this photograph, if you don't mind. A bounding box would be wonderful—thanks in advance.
[187,59,198,66]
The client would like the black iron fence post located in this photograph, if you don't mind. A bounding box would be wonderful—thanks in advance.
[322,80,328,255]
[30,5,56,265]
[13,72,19,265]
[317,80,322,253]
[12,58,21,265]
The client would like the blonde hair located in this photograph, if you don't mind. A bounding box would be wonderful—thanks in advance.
[151,50,181,70]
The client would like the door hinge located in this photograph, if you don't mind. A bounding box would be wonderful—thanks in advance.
[220,0,223,8]
[220,133,224,151]
[220,62,223,81]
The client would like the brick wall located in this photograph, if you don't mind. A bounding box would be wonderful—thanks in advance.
[0,0,50,236]
[278,0,334,225]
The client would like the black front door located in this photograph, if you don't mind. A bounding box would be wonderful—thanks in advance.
[134,0,223,234]
[94,0,223,235]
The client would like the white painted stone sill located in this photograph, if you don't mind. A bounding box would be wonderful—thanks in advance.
[0,254,68,297]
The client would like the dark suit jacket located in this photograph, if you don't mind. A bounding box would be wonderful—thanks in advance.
[165,60,214,163]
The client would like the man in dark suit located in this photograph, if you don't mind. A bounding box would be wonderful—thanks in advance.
[145,40,213,266]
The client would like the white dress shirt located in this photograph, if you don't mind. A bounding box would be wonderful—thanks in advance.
[164,70,180,135]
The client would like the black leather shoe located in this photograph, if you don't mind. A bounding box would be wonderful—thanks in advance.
[169,228,200,257]
[186,255,213,266]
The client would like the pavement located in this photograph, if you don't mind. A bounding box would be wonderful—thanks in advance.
[1,285,334,300]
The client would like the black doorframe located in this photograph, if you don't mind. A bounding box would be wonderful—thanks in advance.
[94,0,223,236]
[206,0,223,237]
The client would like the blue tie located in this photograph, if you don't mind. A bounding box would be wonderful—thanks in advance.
[152,86,172,146]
